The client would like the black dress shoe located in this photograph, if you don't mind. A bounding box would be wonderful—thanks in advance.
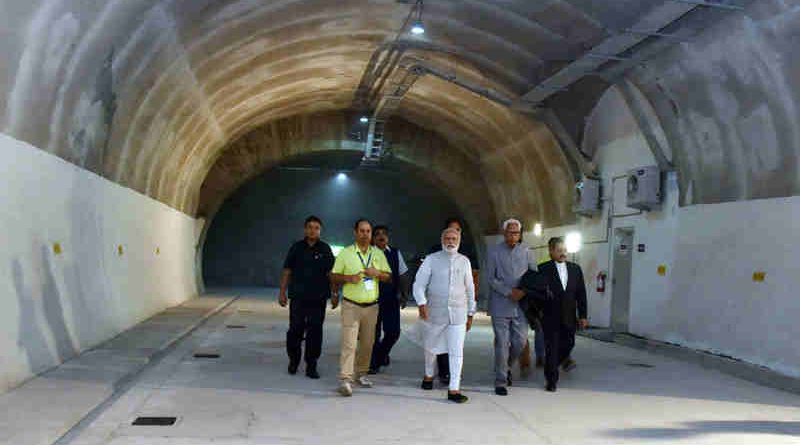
[447,392,469,403]
[507,370,513,387]
[495,386,508,396]
[368,367,379,375]
[421,379,434,390]
[288,361,299,375]
[545,382,557,392]
[305,367,320,379]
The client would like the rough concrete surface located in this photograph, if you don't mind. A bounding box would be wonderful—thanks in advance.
[35,289,800,445]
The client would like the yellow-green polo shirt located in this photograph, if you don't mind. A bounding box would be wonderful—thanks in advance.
[332,244,391,303]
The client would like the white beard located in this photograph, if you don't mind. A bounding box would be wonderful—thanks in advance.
[442,243,459,254]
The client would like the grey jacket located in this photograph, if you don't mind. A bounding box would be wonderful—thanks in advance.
[487,241,536,317]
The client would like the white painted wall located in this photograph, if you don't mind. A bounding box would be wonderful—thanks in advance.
[487,84,800,378]
[0,133,199,394]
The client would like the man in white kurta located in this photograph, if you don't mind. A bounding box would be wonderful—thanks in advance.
[413,228,476,403]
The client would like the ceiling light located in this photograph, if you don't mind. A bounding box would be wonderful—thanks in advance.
[359,116,369,124]
[410,0,425,35]
[533,223,543,237]
[565,232,583,254]
[336,172,348,182]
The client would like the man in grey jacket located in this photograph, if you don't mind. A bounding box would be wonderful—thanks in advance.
[414,227,476,403]
[487,218,537,396]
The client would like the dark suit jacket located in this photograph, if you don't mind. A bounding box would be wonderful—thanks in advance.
[518,260,587,329]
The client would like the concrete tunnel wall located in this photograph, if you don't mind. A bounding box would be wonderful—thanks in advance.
[0,133,198,394]
[0,0,799,393]
[515,80,800,379]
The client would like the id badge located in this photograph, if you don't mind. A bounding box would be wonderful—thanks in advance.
[363,277,375,292]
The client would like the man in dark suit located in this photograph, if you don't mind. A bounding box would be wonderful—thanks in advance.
[513,236,587,392]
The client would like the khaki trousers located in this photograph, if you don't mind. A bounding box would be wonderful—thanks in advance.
[339,300,379,382]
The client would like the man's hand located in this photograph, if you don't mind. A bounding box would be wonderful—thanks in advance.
[579,318,589,330]
[331,294,339,310]
[418,304,428,320]
[466,315,473,332]
[278,292,288,307]
[347,273,362,284]
[510,288,526,302]
[363,267,380,278]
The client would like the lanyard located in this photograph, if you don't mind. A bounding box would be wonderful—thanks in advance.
[355,246,373,269]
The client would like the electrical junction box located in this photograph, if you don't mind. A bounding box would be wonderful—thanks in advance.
[573,177,601,217]
[626,165,662,211]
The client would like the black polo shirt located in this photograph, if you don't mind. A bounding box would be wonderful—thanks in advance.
[283,239,335,300]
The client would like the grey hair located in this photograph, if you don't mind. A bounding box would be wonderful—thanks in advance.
[441,227,461,239]
[502,218,522,232]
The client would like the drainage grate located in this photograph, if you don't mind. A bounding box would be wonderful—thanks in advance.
[132,417,177,426]
[626,363,655,368]
[226,325,247,329]
[193,353,221,359]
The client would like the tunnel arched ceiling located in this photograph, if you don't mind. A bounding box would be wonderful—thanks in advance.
[5,0,788,230]
[4,0,622,228]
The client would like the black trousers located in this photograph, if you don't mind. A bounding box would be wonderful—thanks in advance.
[542,322,576,385]
[371,297,401,369]
[437,353,450,377]
[286,298,327,365]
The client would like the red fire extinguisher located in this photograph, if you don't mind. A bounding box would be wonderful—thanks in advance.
[596,271,607,293]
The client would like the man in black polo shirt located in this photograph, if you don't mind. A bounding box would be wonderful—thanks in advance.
[279,215,337,379]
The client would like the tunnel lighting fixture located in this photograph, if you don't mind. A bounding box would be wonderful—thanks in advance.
[533,223,543,237]
[359,116,369,124]
[565,232,582,254]
[336,172,348,182]
[410,0,425,35]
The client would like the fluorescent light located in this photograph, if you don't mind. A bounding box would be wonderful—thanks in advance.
[336,172,348,182]
[533,223,543,237]
[565,232,582,253]
[359,116,369,124]
[411,21,425,35]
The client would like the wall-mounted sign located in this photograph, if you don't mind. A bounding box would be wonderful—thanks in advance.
[638,244,646,252]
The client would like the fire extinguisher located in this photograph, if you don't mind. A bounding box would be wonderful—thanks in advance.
[596,271,607,293]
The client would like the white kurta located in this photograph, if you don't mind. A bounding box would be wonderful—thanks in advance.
[409,250,476,354]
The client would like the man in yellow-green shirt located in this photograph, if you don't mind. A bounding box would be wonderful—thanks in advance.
[330,218,391,396]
